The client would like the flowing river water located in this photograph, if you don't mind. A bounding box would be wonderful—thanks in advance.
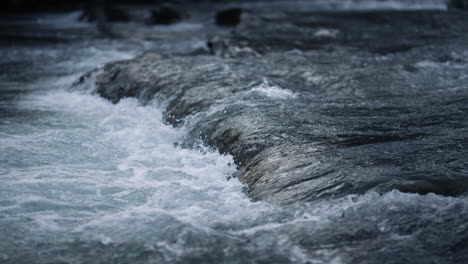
[1,3,468,264]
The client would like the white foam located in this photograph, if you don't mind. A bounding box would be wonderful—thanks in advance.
[10,89,267,227]
[251,78,298,99]
[2,91,467,263]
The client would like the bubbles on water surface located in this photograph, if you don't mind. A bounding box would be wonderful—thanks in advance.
[0,89,287,262]
[251,78,298,100]
[1,9,467,262]
[1,89,468,263]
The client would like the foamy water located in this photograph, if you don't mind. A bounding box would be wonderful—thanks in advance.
[1,8,467,263]
[251,78,298,99]
[1,73,467,263]
[0,84,328,263]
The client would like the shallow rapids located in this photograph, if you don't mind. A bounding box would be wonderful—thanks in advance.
[1,4,468,264]
[1,87,466,263]
[1,53,467,264]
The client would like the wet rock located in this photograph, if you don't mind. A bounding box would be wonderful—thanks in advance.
[216,8,243,26]
[79,6,130,23]
[146,6,181,25]
[448,0,468,9]
[215,10,467,55]
[207,36,260,57]
[75,53,468,205]
[74,9,468,205]
[2,0,84,12]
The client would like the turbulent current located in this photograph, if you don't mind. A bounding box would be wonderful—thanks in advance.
[1,2,468,264]
[3,88,466,264]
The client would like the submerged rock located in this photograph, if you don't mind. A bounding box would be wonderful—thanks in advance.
[146,6,181,25]
[79,3,182,26]
[75,55,468,205]
[216,8,243,26]
[79,6,130,23]
[448,0,468,9]
[73,8,468,205]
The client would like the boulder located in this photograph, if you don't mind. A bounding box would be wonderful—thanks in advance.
[146,6,181,25]
[73,8,468,205]
[79,6,130,23]
[74,42,468,204]
[448,0,468,9]
[215,8,243,26]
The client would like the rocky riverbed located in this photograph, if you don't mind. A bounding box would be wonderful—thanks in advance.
[76,1,468,205]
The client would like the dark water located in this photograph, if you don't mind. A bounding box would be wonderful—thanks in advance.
[1,2,468,263]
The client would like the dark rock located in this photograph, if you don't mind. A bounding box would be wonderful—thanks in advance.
[72,9,468,205]
[216,8,243,26]
[146,6,181,25]
[79,6,130,23]
[74,42,468,206]
[1,0,84,13]
[104,7,131,22]
[448,0,468,9]
[220,10,468,55]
